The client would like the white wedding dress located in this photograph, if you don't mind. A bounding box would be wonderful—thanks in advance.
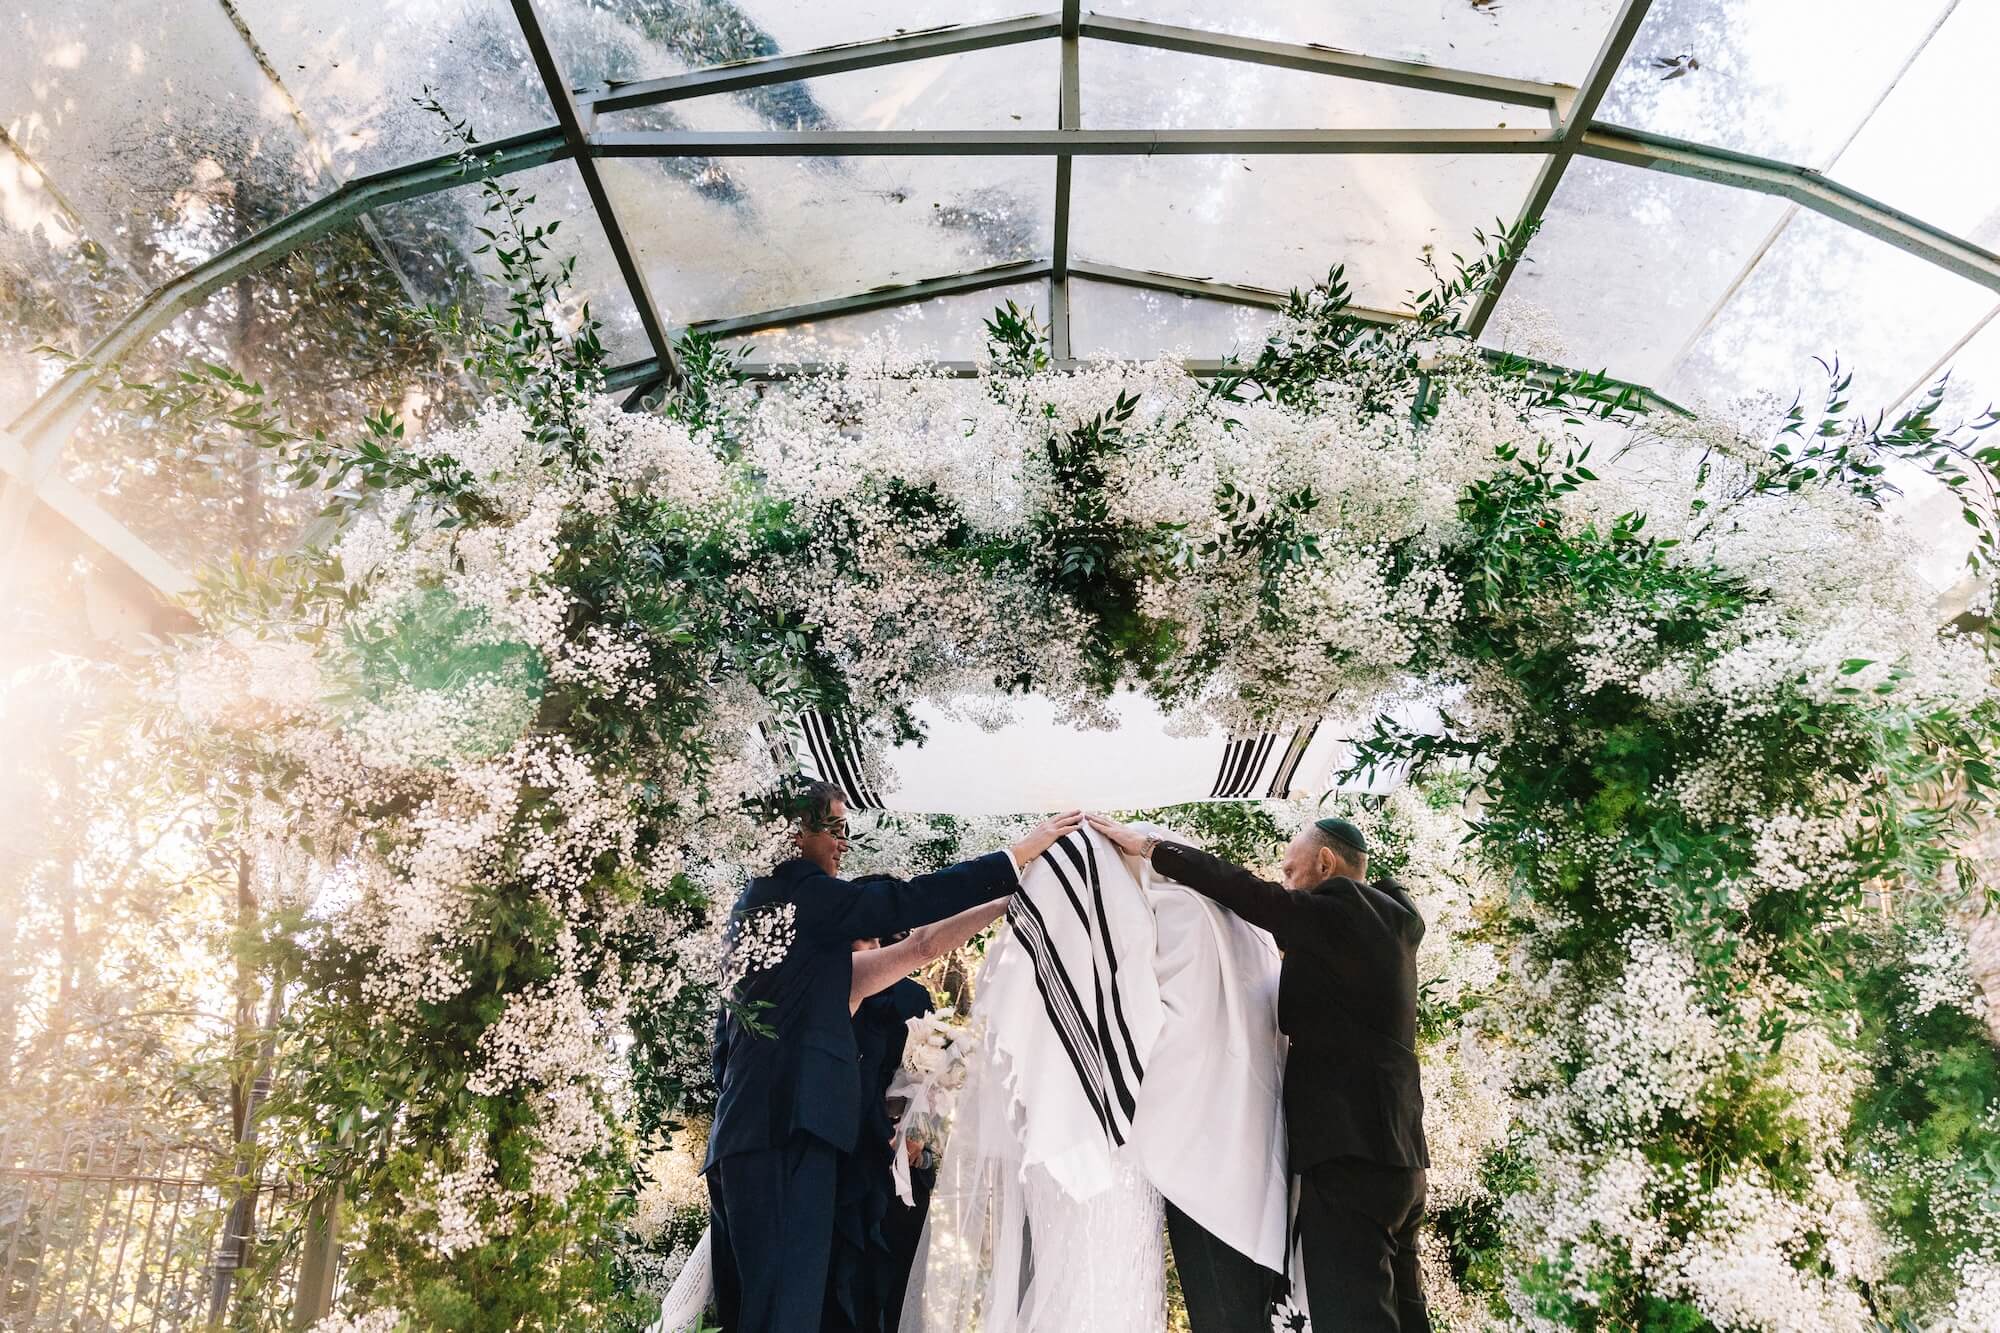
[899,826,1291,1333]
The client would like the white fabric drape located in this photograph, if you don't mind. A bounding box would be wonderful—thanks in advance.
[1131,857,1289,1271]
[645,1226,712,1333]
[900,826,1289,1332]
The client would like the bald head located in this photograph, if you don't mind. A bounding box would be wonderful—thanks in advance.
[1279,817,1369,890]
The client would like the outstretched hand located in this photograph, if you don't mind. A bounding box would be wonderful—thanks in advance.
[1085,813,1150,857]
[1009,811,1085,867]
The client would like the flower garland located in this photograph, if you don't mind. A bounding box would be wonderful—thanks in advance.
[115,155,2000,1331]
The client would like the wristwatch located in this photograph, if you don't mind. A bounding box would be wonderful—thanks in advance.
[1139,834,1161,860]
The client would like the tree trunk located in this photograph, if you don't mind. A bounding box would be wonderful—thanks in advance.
[208,850,270,1326]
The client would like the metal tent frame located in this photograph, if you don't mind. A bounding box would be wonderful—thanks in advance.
[8,0,2000,601]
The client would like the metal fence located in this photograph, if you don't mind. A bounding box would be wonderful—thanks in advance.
[0,1122,327,1332]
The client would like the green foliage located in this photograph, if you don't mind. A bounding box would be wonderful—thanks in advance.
[1846,913,2000,1315]
[1728,359,2000,574]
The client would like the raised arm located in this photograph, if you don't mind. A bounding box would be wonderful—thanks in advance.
[849,896,1009,1012]
[795,811,1085,944]
[795,853,1014,944]
[1148,842,1318,948]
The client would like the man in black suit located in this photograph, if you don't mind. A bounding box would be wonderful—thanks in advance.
[704,781,1082,1333]
[1089,811,1430,1333]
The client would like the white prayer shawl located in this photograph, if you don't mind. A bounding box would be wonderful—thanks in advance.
[984,828,1165,1198]
[1131,861,1289,1272]
[987,827,1288,1269]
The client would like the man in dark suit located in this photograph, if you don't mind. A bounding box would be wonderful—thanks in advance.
[1089,811,1430,1333]
[704,781,1081,1333]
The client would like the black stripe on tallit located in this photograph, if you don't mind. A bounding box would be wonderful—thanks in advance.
[1078,833,1147,1082]
[1247,731,1278,793]
[1209,737,1249,798]
[798,710,838,785]
[830,712,884,810]
[1045,839,1138,1130]
[799,710,883,810]
[1043,838,1094,930]
[1268,720,1320,798]
[1007,892,1113,1137]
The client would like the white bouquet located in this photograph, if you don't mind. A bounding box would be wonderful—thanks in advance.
[886,1006,980,1203]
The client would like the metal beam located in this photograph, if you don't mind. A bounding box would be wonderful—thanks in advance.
[1578,125,2000,296]
[682,260,1050,339]
[589,127,1558,157]
[722,358,1238,380]
[0,429,194,600]
[581,12,1576,121]
[1068,260,1408,326]
[668,261,1401,351]
[584,14,1062,115]
[1050,0,1081,361]
[1079,15,1573,114]
[510,0,680,389]
[1462,0,1657,339]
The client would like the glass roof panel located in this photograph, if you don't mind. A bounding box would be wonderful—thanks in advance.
[2,0,315,272]
[554,1,1029,70]
[59,219,474,570]
[1093,0,1623,86]
[364,161,651,364]
[231,0,552,186]
[1828,0,2000,250]
[1082,43,1526,130]
[1597,0,1956,167]
[605,153,1053,326]
[1071,153,1542,310]
[607,43,1056,134]
[0,148,145,420]
[717,281,1048,360]
[1071,279,1279,361]
[1481,157,1788,387]
[1667,208,1997,415]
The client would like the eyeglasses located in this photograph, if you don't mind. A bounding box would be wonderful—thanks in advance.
[809,819,850,841]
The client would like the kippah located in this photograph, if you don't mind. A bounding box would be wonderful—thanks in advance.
[1313,816,1368,857]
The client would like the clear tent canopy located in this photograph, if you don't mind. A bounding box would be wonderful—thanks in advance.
[4,0,1998,626]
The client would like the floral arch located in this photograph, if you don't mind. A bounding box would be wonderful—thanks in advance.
[129,179,2000,1332]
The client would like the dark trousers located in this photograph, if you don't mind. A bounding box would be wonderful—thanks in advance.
[1297,1158,1430,1333]
[1165,1199,1278,1333]
[878,1163,936,1328]
[707,1134,840,1333]
[823,1165,935,1333]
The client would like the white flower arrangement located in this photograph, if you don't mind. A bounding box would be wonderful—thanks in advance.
[886,1007,981,1204]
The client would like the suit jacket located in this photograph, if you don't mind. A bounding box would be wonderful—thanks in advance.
[705,853,1016,1168]
[1151,842,1429,1172]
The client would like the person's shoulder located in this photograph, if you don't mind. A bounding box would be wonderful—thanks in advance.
[887,976,933,1020]
[1312,873,1417,916]
[740,858,830,908]
[1368,876,1426,937]
[771,857,829,885]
